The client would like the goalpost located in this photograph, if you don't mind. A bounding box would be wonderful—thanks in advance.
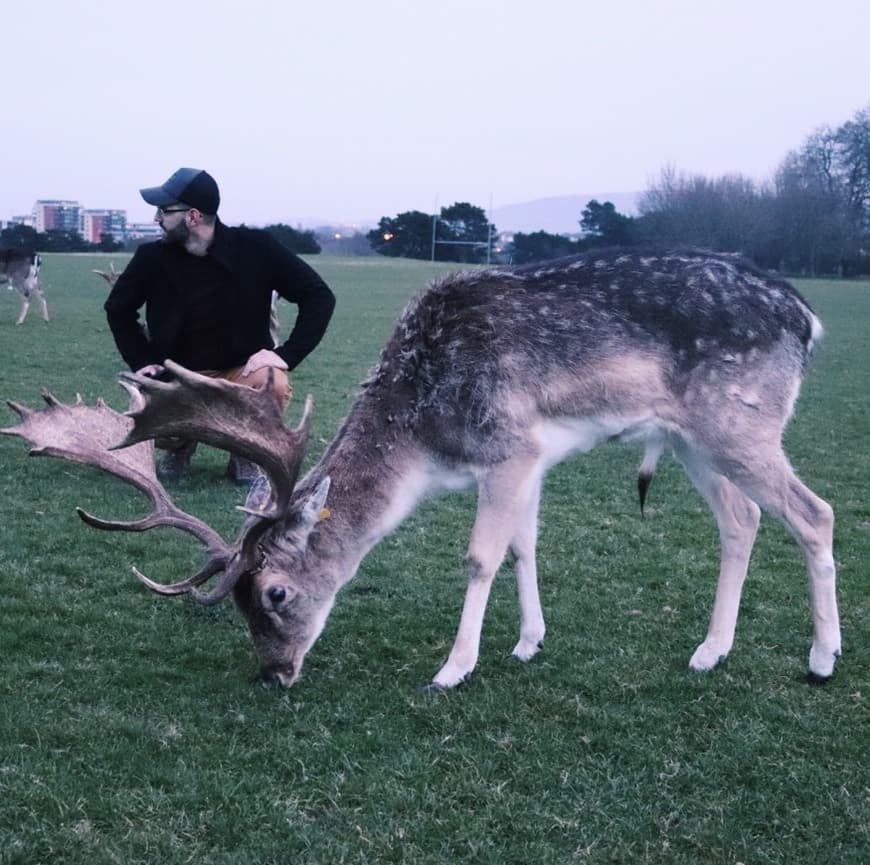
[429,199,495,264]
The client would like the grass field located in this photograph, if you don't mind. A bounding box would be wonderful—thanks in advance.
[1,254,869,864]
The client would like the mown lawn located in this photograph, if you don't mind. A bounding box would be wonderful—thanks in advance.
[1,254,868,864]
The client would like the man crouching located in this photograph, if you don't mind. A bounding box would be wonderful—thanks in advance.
[104,167,335,484]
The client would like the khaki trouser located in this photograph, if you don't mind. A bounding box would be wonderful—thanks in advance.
[200,363,293,407]
[156,364,292,453]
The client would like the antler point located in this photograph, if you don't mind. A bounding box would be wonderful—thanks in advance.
[4,399,30,419]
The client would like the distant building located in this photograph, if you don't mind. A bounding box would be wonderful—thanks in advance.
[125,222,162,241]
[4,214,35,229]
[80,209,127,243]
[32,200,81,233]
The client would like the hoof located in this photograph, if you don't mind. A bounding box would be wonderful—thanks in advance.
[417,672,472,695]
[510,639,544,663]
[808,645,840,681]
[689,642,730,672]
[417,681,449,696]
[688,655,726,674]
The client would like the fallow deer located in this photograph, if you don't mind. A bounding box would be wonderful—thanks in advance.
[3,249,841,690]
[1,249,48,324]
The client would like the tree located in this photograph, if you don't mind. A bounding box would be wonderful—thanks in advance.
[98,233,123,252]
[509,230,576,264]
[0,224,38,249]
[263,224,321,254]
[38,230,90,252]
[634,103,870,275]
[773,131,851,275]
[835,107,870,268]
[367,210,433,259]
[637,168,772,257]
[436,202,495,263]
[368,202,497,262]
[579,199,636,246]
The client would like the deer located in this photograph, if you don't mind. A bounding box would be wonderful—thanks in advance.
[3,249,841,691]
[1,249,48,325]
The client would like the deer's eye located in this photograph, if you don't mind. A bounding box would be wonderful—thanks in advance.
[267,586,287,605]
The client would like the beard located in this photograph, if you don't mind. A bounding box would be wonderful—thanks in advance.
[161,218,191,246]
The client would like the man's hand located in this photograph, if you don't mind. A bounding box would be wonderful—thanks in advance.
[241,349,288,378]
[135,363,166,378]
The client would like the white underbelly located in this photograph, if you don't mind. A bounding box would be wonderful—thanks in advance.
[536,414,666,467]
[376,414,669,538]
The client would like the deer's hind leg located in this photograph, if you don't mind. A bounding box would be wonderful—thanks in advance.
[726,454,840,680]
[429,453,544,690]
[509,475,546,662]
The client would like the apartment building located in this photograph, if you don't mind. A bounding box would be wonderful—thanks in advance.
[32,199,81,233]
[80,209,127,244]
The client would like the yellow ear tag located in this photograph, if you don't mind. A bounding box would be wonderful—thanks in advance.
[319,507,331,521]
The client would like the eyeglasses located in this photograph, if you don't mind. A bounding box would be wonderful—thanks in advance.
[157,206,190,216]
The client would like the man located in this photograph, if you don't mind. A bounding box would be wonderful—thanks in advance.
[105,167,335,484]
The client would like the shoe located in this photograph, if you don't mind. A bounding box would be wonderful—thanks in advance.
[156,440,197,482]
[226,454,264,487]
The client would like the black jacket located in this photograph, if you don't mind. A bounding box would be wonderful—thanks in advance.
[104,221,335,372]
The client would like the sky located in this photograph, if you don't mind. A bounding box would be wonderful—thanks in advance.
[3,0,868,229]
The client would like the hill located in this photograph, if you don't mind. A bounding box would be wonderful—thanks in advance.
[492,192,640,235]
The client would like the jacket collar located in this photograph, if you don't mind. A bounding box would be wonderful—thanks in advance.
[206,218,236,268]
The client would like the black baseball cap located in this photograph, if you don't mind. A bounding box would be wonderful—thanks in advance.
[140,167,220,214]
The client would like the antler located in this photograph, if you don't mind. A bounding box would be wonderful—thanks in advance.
[3,364,312,605]
[116,360,312,518]
[92,262,119,286]
[1,387,240,599]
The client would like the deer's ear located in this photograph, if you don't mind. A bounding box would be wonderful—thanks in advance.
[299,476,331,530]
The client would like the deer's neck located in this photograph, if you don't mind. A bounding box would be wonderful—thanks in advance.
[299,410,451,586]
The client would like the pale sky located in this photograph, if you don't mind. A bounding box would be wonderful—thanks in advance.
[3,0,868,228]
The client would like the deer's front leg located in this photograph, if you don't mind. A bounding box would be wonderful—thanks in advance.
[428,555,501,690]
[16,297,29,325]
[676,450,761,672]
[428,456,541,690]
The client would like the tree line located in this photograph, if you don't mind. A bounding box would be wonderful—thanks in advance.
[367,202,495,264]
[5,102,866,275]
[369,102,870,276]
[0,224,126,253]
[0,223,321,256]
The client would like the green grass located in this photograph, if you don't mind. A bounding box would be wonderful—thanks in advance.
[1,255,869,864]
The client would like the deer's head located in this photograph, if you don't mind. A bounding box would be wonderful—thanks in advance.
[2,362,332,687]
[232,475,336,687]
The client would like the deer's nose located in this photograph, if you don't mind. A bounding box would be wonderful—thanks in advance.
[260,664,296,688]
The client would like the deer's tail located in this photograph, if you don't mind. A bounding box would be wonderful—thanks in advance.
[637,439,665,517]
